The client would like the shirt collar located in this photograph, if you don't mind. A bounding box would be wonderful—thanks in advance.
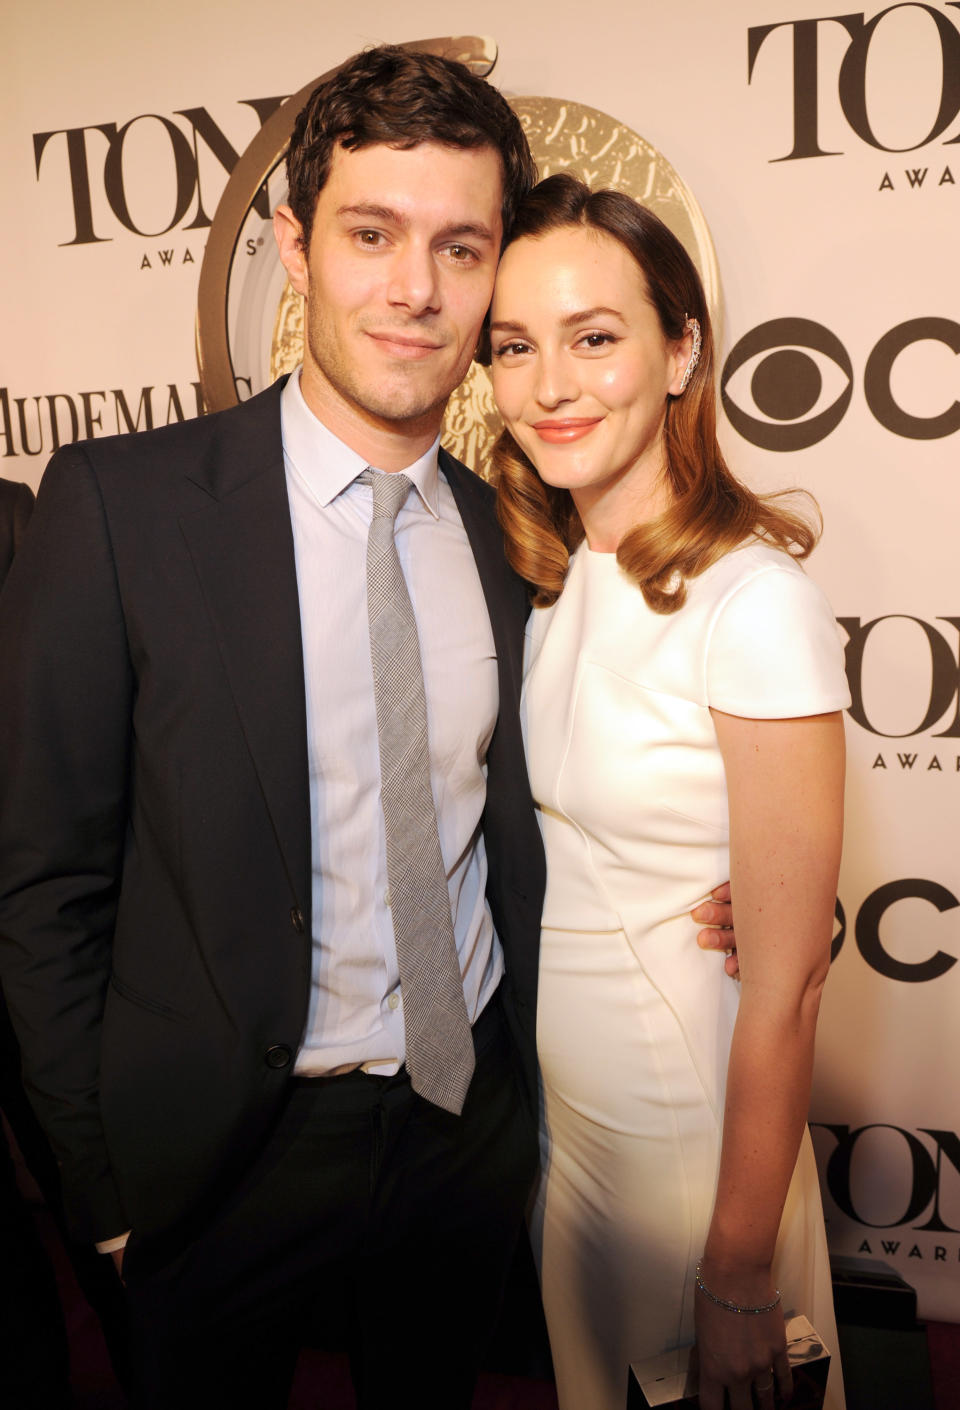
[280,367,442,517]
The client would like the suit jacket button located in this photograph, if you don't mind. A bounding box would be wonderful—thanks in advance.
[265,1044,292,1069]
[290,907,305,933]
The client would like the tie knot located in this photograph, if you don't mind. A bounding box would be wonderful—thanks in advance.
[360,469,413,523]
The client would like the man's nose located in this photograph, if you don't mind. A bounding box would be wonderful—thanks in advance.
[386,243,440,316]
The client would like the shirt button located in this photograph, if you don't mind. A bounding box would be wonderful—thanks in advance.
[265,1044,292,1069]
[388,993,400,1011]
[290,907,305,933]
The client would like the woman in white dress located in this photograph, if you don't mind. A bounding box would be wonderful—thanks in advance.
[488,174,849,1410]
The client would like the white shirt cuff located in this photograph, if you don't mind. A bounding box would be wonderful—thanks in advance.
[96,1231,131,1254]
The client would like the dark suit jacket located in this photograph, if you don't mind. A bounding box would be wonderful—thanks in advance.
[0,379,545,1245]
[0,479,35,585]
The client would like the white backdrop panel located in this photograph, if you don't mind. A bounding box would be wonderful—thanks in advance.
[4,0,958,1321]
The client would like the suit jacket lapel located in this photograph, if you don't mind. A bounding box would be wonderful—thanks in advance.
[179,380,311,912]
[441,448,524,715]
[175,429,518,923]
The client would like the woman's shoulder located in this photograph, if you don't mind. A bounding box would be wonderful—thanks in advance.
[700,542,850,717]
[685,538,839,639]
[696,538,840,653]
[692,538,809,602]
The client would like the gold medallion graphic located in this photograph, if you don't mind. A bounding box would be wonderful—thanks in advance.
[197,37,719,479]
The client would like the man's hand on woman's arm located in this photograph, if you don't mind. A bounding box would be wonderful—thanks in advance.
[692,882,740,979]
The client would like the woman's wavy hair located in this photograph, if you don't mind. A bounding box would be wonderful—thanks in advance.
[493,173,818,612]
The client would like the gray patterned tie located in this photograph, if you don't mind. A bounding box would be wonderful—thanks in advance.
[361,468,475,1114]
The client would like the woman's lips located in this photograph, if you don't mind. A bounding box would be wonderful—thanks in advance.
[530,418,603,444]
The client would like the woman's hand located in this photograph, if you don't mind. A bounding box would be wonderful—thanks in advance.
[694,1263,792,1410]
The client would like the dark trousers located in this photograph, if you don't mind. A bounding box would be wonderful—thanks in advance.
[0,994,132,1403]
[124,992,538,1410]
[0,1118,71,1409]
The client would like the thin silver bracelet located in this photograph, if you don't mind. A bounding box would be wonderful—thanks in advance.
[695,1260,782,1315]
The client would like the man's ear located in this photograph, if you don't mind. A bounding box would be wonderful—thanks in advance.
[274,204,309,297]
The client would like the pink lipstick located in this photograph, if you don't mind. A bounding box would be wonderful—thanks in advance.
[531,418,602,444]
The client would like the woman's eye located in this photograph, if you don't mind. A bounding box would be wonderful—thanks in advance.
[582,332,614,348]
[494,342,530,358]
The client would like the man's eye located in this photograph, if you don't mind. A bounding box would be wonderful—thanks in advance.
[357,230,385,247]
[446,244,476,263]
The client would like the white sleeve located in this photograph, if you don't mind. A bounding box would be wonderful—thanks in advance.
[705,563,851,718]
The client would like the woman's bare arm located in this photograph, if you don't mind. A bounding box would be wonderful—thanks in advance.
[695,709,845,1410]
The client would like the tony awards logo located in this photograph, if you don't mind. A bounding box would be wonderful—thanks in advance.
[748,4,960,170]
[196,36,719,478]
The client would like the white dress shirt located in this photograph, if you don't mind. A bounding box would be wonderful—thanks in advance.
[281,369,504,1076]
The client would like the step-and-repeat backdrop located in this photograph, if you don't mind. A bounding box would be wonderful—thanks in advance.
[4,0,958,1320]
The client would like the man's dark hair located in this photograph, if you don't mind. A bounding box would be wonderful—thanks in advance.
[286,45,537,250]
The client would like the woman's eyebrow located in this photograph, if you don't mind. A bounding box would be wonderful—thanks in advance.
[490,306,624,333]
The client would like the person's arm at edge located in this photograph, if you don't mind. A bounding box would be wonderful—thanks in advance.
[11,479,35,551]
[694,709,845,1410]
[0,447,132,1247]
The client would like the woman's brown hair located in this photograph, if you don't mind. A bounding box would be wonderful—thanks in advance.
[492,174,817,612]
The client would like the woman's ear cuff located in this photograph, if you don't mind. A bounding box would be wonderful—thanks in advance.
[678,317,701,394]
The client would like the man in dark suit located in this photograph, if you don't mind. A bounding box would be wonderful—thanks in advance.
[0,47,544,1410]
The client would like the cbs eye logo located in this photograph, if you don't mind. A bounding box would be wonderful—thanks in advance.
[721,316,960,450]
